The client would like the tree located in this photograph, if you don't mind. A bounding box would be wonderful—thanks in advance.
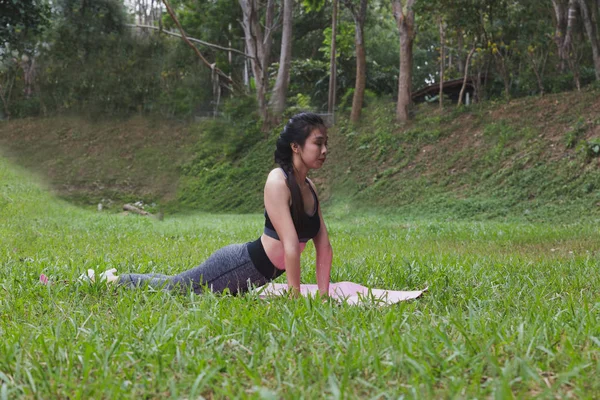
[0,0,49,119]
[392,0,416,122]
[161,0,234,113]
[270,0,294,117]
[551,0,582,88]
[0,0,49,51]
[328,0,338,115]
[341,0,368,123]
[576,0,600,80]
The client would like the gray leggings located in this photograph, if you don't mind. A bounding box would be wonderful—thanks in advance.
[118,243,270,295]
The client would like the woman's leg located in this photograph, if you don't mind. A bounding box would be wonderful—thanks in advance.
[117,273,172,289]
[118,244,269,295]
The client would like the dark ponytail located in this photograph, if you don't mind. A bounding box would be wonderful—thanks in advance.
[274,112,326,230]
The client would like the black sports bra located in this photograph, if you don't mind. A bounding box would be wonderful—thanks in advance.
[263,172,321,243]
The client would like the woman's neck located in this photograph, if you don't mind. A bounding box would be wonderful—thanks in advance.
[292,158,308,183]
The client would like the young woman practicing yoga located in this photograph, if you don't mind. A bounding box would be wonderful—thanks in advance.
[99,112,332,297]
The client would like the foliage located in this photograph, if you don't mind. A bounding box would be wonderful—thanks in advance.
[5,0,216,118]
[0,0,50,51]
[564,117,588,149]
[585,137,600,158]
[163,0,244,78]
[5,0,600,119]
[280,58,330,109]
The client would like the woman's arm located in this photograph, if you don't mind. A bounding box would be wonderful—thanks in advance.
[309,181,332,297]
[264,170,302,294]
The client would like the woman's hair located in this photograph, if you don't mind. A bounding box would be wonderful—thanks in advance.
[274,112,326,230]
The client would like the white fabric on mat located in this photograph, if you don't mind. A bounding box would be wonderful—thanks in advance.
[258,281,426,305]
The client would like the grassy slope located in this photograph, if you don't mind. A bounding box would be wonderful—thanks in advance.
[322,87,600,221]
[2,156,600,398]
[0,115,197,206]
[0,88,599,221]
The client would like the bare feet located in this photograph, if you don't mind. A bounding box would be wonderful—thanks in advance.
[78,268,119,284]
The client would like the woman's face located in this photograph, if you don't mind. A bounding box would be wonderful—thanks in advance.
[298,127,328,170]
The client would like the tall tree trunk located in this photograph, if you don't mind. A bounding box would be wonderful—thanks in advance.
[563,0,582,89]
[328,0,338,115]
[576,0,600,80]
[563,0,577,55]
[270,0,294,118]
[553,0,580,87]
[393,0,416,123]
[342,0,368,123]
[552,0,569,72]
[239,0,276,124]
[438,19,445,109]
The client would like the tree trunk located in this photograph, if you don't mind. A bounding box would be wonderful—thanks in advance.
[528,51,546,96]
[270,0,294,118]
[351,23,367,122]
[564,0,582,89]
[552,0,569,72]
[328,0,338,115]
[21,55,36,98]
[458,44,476,107]
[239,0,275,123]
[393,0,416,122]
[553,0,581,87]
[494,51,511,101]
[0,66,16,120]
[438,19,445,109]
[457,31,465,74]
[576,0,600,80]
[342,0,368,123]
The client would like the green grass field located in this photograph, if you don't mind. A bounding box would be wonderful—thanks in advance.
[1,157,600,399]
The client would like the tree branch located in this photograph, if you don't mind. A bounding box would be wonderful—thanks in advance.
[126,24,255,59]
[161,0,233,85]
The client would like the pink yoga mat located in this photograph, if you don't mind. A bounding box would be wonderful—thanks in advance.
[40,274,425,305]
[258,281,426,305]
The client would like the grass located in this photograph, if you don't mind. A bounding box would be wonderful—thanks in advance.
[323,90,600,222]
[2,155,600,398]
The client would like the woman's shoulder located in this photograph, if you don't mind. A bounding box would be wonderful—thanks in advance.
[266,168,287,182]
[265,168,288,191]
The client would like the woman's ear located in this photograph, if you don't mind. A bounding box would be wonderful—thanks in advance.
[291,142,300,153]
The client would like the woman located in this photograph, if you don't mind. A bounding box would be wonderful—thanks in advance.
[107,113,332,297]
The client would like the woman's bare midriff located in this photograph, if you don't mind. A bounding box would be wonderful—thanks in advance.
[260,234,307,271]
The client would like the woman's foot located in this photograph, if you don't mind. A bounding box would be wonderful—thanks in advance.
[78,268,119,284]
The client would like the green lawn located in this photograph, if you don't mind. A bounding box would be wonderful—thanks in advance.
[1,157,599,399]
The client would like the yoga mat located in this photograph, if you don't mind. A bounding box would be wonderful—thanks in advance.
[40,274,426,305]
[258,281,426,305]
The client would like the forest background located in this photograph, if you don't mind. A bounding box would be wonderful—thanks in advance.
[1,0,600,219]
